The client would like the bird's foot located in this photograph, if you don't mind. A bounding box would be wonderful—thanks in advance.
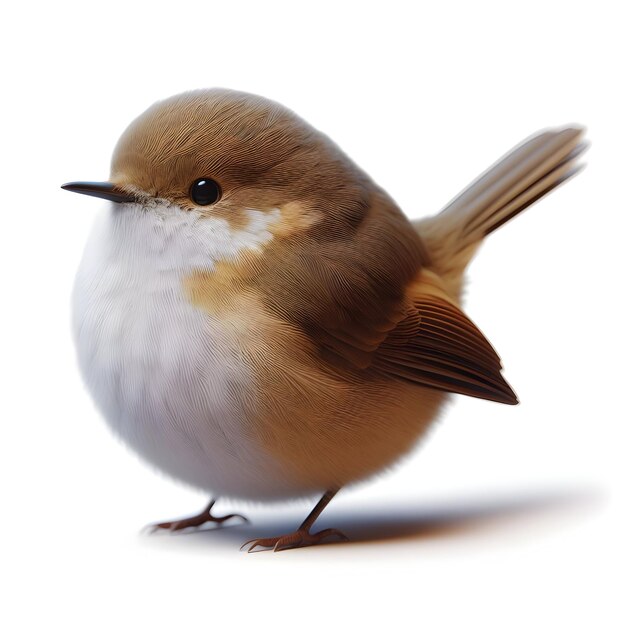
[241,527,349,552]
[148,500,248,533]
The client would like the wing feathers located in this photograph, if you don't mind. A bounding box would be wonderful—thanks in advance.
[374,295,518,404]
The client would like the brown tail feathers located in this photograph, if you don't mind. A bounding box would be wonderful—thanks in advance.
[416,126,587,295]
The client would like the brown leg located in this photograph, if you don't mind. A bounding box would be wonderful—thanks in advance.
[241,489,348,552]
[149,499,248,533]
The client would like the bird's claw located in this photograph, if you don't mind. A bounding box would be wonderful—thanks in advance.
[147,509,248,534]
[241,527,349,552]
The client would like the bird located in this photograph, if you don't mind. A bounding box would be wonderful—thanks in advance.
[63,88,585,552]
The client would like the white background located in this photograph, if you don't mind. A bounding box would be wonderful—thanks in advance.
[1,1,624,624]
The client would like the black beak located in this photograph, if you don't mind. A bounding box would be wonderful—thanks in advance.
[61,181,136,203]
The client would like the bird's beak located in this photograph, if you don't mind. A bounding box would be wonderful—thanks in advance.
[61,181,136,203]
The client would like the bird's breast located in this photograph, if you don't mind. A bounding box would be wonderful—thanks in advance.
[71,203,292,497]
[72,203,447,500]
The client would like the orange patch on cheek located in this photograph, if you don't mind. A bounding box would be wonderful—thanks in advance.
[203,201,320,239]
[269,201,322,238]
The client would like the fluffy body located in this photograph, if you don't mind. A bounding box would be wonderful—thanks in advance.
[71,89,584,501]
[73,202,288,497]
[73,201,444,499]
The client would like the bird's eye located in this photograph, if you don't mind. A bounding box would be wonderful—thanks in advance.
[190,178,221,206]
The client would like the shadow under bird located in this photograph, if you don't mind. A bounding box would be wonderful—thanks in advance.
[63,89,585,551]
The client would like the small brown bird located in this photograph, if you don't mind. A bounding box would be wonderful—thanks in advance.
[63,89,585,551]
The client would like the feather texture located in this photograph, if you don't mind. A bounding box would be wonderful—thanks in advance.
[416,126,586,296]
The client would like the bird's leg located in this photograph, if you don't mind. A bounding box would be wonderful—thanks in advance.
[149,499,248,533]
[241,489,348,552]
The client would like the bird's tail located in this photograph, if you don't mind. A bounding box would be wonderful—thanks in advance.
[416,126,586,296]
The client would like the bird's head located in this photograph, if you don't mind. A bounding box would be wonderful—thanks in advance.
[63,89,371,237]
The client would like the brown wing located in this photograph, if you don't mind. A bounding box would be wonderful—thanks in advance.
[257,187,516,404]
[373,294,518,404]
[258,188,431,370]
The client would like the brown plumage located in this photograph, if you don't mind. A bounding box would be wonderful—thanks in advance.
[65,89,585,551]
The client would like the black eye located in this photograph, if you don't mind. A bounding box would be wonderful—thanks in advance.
[190,178,221,205]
